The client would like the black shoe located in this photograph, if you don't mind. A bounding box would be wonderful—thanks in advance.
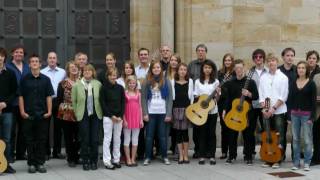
[198,159,205,165]
[226,158,235,165]
[52,153,66,159]
[36,165,47,173]
[178,160,184,164]
[90,163,98,170]
[68,162,77,167]
[184,160,190,164]
[209,158,216,165]
[28,165,36,173]
[113,162,121,168]
[246,159,253,166]
[4,165,16,174]
[83,164,90,171]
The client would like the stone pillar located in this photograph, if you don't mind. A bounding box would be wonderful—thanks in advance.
[161,0,175,51]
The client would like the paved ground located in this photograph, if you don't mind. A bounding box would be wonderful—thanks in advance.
[1,147,320,180]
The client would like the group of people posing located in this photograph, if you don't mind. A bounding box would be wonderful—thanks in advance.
[0,44,320,174]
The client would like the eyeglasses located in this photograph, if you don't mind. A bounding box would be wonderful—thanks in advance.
[254,55,263,59]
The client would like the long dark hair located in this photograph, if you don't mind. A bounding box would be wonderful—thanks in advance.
[200,60,217,84]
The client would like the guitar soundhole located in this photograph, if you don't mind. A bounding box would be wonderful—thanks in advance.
[200,101,209,109]
[236,105,243,112]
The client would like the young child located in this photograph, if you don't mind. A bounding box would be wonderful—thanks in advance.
[123,75,143,166]
[100,68,125,170]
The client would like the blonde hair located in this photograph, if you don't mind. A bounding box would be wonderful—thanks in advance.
[65,60,79,78]
[83,64,97,78]
[106,67,118,78]
[266,53,279,63]
[125,75,138,91]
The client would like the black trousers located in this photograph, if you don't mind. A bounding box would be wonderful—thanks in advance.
[12,106,27,159]
[218,109,229,155]
[312,118,320,163]
[46,98,63,156]
[198,114,217,158]
[62,120,79,163]
[23,115,49,166]
[228,111,256,160]
[79,113,100,164]
[137,125,145,159]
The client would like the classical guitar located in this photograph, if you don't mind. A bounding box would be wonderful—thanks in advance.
[185,73,232,126]
[260,98,282,163]
[0,139,7,173]
[224,68,254,131]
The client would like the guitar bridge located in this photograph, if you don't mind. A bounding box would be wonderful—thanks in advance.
[231,118,241,123]
[192,110,202,119]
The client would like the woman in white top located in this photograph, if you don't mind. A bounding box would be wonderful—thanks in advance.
[194,60,220,165]
[116,61,141,89]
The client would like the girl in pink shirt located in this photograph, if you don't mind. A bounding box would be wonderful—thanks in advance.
[123,75,143,166]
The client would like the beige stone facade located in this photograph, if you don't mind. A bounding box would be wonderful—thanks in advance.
[130,0,320,67]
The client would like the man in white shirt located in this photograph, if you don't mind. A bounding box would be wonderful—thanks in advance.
[135,48,150,84]
[41,52,66,159]
[135,47,150,160]
[258,53,288,169]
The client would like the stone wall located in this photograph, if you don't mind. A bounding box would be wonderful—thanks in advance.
[131,0,320,67]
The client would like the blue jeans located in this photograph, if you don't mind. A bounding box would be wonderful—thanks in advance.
[0,113,13,162]
[145,114,168,159]
[291,114,313,166]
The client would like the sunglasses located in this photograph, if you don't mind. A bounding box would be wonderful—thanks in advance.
[254,55,263,59]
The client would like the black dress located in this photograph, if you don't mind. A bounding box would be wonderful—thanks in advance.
[173,82,191,130]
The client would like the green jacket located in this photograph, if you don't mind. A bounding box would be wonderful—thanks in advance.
[71,79,102,121]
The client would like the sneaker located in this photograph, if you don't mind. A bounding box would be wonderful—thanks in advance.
[105,162,115,170]
[261,162,270,168]
[28,165,36,173]
[291,166,299,171]
[272,163,280,169]
[163,158,171,165]
[143,159,150,166]
[304,164,310,171]
[4,165,16,174]
[209,158,216,165]
[246,159,253,166]
[225,158,235,165]
[36,165,47,173]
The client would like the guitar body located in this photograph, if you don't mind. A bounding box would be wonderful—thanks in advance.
[0,139,7,173]
[185,95,215,126]
[224,98,249,131]
[260,130,282,163]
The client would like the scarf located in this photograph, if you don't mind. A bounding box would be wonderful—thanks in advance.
[81,78,94,116]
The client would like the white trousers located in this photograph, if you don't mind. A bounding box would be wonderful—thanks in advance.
[123,128,140,146]
[103,117,122,165]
